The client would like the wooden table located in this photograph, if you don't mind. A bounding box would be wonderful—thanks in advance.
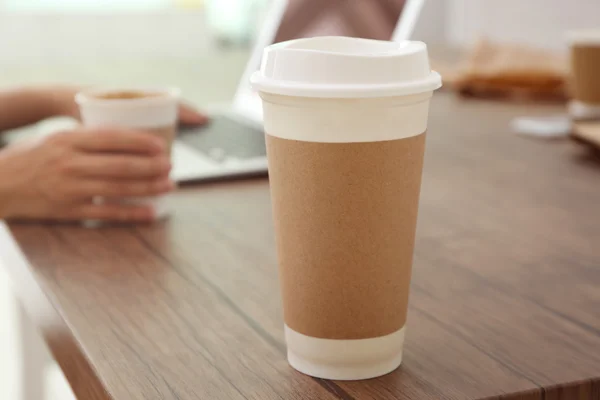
[2,93,600,400]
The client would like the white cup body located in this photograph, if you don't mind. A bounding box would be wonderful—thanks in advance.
[263,92,432,380]
[253,37,440,380]
[262,92,431,143]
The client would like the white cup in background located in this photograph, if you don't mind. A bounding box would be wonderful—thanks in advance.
[76,87,180,220]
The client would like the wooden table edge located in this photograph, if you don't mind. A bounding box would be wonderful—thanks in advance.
[2,219,599,400]
[0,222,112,400]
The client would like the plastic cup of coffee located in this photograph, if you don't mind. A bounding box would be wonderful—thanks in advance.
[75,87,179,220]
[251,37,441,380]
[567,29,600,120]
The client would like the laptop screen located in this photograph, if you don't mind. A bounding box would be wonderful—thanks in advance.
[236,0,412,117]
[248,0,408,86]
[273,0,407,44]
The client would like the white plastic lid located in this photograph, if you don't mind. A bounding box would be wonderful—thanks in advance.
[250,36,442,98]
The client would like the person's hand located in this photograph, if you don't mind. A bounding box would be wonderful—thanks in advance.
[0,128,174,222]
[45,85,208,125]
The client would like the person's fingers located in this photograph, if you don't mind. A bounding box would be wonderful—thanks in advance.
[75,177,175,198]
[178,103,208,125]
[69,128,165,154]
[64,154,171,179]
[64,202,156,222]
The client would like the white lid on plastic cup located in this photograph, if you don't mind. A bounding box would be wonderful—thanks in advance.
[250,36,441,98]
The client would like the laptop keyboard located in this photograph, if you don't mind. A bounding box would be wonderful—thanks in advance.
[177,114,267,161]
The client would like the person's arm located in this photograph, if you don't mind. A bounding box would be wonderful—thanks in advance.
[0,86,68,132]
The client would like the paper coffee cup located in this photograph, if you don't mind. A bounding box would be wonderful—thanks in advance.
[75,87,179,219]
[251,37,441,380]
[567,30,600,120]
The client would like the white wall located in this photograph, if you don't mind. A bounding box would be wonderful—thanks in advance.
[0,0,270,65]
[407,0,600,50]
[1,0,598,65]
[412,0,448,44]
[1,0,171,12]
[0,11,210,65]
[447,0,600,50]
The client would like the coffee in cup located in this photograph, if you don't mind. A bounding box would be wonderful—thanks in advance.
[252,37,441,380]
[92,90,164,100]
[75,87,180,219]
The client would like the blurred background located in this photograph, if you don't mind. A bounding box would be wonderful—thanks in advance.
[0,0,599,399]
[1,0,599,93]
[1,0,599,101]
[1,0,600,64]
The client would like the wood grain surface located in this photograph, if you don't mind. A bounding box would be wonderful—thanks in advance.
[3,93,600,400]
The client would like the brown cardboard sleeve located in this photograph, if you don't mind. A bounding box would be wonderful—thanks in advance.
[266,133,426,340]
[571,45,600,104]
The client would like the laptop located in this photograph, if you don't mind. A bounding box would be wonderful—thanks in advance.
[172,0,428,182]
